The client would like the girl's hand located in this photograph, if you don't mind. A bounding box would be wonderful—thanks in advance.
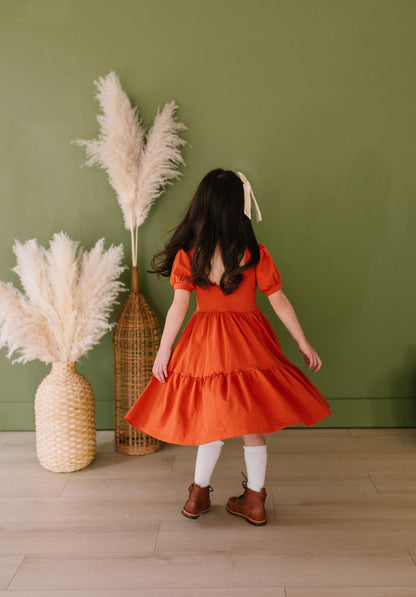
[298,340,322,372]
[152,346,172,383]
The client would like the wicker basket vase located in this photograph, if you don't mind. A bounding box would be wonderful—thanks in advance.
[113,266,163,455]
[34,361,97,473]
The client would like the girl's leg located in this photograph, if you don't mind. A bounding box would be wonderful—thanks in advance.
[242,433,267,491]
[242,433,266,446]
[194,439,224,487]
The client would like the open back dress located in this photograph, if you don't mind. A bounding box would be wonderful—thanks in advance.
[124,243,333,445]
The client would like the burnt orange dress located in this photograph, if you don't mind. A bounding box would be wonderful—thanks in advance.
[124,243,333,445]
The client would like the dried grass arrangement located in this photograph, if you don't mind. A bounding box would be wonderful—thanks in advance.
[0,231,126,472]
[71,70,188,268]
[72,71,188,455]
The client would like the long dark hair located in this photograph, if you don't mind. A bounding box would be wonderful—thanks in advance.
[148,168,261,295]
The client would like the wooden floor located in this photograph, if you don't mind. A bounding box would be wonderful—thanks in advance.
[1,428,416,596]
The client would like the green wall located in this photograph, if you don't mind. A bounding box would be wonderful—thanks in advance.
[0,0,415,430]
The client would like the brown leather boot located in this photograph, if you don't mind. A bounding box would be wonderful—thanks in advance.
[226,472,267,526]
[181,482,213,519]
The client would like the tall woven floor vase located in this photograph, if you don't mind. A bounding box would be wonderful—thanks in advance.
[113,266,164,455]
[34,362,97,473]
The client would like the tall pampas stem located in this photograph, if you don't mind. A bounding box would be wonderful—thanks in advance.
[71,72,187,457]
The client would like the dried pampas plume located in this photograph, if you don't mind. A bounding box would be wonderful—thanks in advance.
[0,232,127,365]
[71,71,188,266]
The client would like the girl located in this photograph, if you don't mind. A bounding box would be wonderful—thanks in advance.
[124,168,333,526]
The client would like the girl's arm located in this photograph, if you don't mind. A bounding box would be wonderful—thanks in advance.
[152,289,191,383]
[267,289,322,372]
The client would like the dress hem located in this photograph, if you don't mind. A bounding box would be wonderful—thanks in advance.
[124,409,333,447]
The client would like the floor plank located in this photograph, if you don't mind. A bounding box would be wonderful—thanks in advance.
[7,550,416,590]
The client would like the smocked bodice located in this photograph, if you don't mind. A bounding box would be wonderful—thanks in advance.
[195,248,258,312]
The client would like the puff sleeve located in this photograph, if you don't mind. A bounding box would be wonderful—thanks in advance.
[170,248,196,292]
[256,243,283,296]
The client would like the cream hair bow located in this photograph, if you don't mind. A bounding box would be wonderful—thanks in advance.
[237,171,262,222]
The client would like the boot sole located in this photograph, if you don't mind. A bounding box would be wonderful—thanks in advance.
[226,505,267,526]
[181,506,210,519]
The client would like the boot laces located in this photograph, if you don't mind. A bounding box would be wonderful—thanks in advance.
[237,471,248,499]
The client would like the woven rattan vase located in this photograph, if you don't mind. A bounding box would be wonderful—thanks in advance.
[113,266,164,455]
[34,361,97,473]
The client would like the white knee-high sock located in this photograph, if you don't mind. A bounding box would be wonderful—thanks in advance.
[194,440,224,487]
[244,444,268,492]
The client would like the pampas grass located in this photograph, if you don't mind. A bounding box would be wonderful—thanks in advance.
[71,71,188,266]
[0,232,126,365]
